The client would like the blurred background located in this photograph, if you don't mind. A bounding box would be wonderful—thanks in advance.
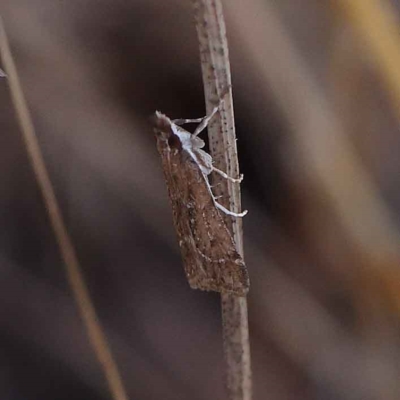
[2,0,400,399]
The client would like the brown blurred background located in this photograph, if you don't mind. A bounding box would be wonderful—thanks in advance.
[2,0,400,399]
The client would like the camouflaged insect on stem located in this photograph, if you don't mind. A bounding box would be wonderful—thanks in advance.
[153,102,249,296]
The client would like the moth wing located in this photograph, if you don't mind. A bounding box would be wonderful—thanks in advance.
[167,151,249,296]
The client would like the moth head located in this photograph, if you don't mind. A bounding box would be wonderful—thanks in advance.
[153,111,182,150]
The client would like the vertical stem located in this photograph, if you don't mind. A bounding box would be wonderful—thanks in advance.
[192,1,252,399]
[0,17,129,400]
[334,0,400,120]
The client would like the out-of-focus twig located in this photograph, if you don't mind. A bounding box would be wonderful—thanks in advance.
[227,0,400,312]
[0,16,129,400]
[192,1,252,399]
[334,0,400,121]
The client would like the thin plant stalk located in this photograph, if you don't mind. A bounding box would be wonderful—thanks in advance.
[334,0,400,121]
[0,17,129,400]
[192,1,252,399]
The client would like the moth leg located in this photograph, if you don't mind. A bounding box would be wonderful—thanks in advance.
[172,108,218,131]
[193,105,220,136]
[203,170,247,217]
[178,87,230,134]
[215,201,248,217]
[172,100,221,129]
[172,117,203,125]
[212,166,244,183]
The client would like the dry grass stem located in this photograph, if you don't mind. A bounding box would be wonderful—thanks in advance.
[0,17,129,400]
[193,1,252,399]
[334,0,400,120]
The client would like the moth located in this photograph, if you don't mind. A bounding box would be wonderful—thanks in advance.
[153,100,249,296]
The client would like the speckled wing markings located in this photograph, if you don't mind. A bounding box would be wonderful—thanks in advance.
[153,111,249,296]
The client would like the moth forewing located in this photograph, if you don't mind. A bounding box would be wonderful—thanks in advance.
[154,111,249,296]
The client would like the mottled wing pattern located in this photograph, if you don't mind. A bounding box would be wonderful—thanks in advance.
[156,129,249,296]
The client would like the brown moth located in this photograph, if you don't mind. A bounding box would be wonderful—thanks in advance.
[153,102,249,296]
